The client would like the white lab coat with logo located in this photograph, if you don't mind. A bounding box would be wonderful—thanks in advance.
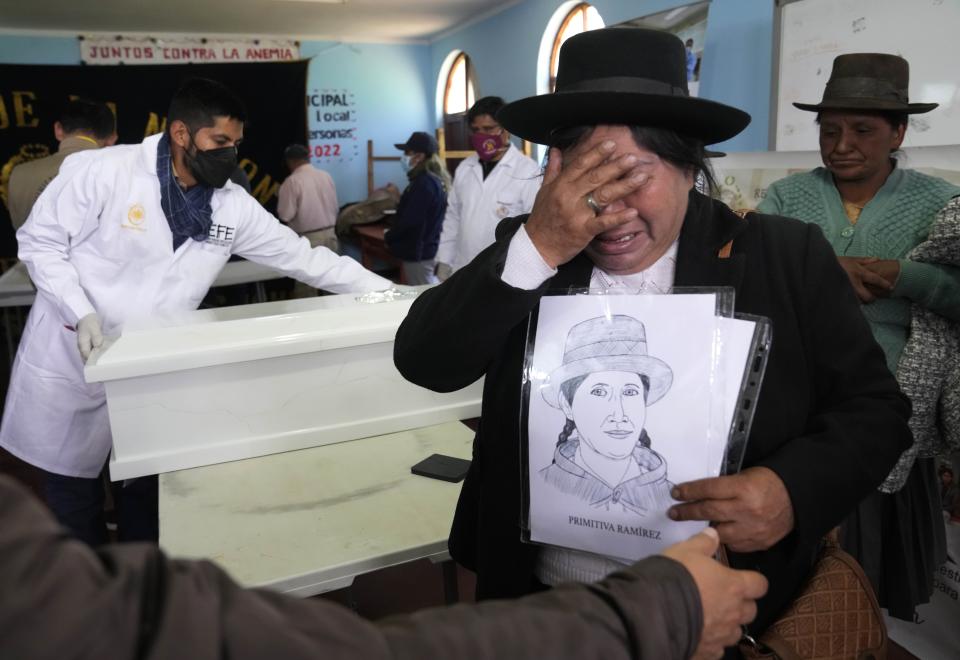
[435,144,541,272]
[0,133,391,478]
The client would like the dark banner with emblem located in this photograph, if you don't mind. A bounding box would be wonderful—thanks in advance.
[0,60,308,257]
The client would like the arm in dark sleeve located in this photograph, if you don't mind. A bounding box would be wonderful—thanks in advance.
[378,557,701,660]
[758,223,912,542]
[385,177,436,250]
[0,475,702,660]
[393,217,547,392]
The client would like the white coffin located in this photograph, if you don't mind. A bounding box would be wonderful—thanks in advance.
[84,292,482,480]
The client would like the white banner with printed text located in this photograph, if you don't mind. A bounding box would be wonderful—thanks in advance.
[80,36,299,65]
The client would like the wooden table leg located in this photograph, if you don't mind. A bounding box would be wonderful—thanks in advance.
[441,560,459,605]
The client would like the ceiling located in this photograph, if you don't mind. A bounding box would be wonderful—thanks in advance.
[0,0,524,43]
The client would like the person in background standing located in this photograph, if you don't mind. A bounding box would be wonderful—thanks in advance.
[277,144,339,253]
[7,98,117,230]
[941,467,958,514]
[434,96,541,279]
[758,53,960,620]
[685,39,697,82]
[385,132,450,285]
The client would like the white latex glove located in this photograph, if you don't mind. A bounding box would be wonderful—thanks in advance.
[77,313,104,363]
[435,262,453,281]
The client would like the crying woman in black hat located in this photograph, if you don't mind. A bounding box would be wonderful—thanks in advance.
[394,27,910,643]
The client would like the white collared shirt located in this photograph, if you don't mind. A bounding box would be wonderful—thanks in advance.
[501,223,679,292]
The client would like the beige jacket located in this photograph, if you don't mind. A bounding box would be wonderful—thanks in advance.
[0,475,702,660]
[7,136,101,229]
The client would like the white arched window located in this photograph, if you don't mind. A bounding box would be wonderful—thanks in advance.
[534,2,605,161]
[549,4,605,92]
[434,50,479,171]
[443,52,476,115]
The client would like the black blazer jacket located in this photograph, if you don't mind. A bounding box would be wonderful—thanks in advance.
[394,191,911,633]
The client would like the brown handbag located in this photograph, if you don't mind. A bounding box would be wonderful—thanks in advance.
[736,531,888,660]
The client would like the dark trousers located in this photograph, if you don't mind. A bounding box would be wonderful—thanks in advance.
[44,470,158,546]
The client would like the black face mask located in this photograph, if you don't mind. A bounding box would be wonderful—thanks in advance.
[185,134,238,188]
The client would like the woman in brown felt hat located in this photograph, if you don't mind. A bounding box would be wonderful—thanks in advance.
[395,27,910,645]
[758,53,960,620]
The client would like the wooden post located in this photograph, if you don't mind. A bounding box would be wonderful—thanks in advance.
[436,127,447,162]
[367,140,403,196]
[367,140,374,196]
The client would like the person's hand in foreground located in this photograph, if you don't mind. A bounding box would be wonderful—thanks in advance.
[669,466,795,553]
[662,527,769,659]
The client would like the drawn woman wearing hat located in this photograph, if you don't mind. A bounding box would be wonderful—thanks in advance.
[540,315,675,516]
[395,28,910,635]
[758,53,960,620]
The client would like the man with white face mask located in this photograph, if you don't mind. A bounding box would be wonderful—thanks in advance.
[434,96,541,278]
[0,78,390,546]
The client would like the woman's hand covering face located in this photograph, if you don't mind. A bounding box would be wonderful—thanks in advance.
[524,138,651,269]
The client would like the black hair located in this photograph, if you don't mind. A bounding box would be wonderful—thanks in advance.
[815,110,908,131]
[58,99,115,140]
[559,375,589,414]
[550,124,717,194]
[167,78,247,134]
[467,96,506,125]
[284,144,311,161]
[556,373,651,448]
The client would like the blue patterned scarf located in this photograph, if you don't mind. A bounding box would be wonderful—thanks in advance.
[157,132,214,250]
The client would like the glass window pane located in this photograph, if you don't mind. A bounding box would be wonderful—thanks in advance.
[586,6,604,30]
[446,55,468,114]
[550,4,605,91]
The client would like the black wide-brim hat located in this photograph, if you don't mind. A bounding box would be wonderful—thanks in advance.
[793,53,937,114]
[497,27,750,147]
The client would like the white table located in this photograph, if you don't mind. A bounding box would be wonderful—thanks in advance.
[160,421,473,597]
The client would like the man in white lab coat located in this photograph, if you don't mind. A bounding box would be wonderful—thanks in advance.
[434,97,541,278]
[0,78,391,546]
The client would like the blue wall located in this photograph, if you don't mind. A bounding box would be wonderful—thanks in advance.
[301,40,432,203]
[0,35,79,64]
[431,0,775,152]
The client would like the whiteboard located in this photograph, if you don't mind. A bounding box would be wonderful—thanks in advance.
[776,0,960,151]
